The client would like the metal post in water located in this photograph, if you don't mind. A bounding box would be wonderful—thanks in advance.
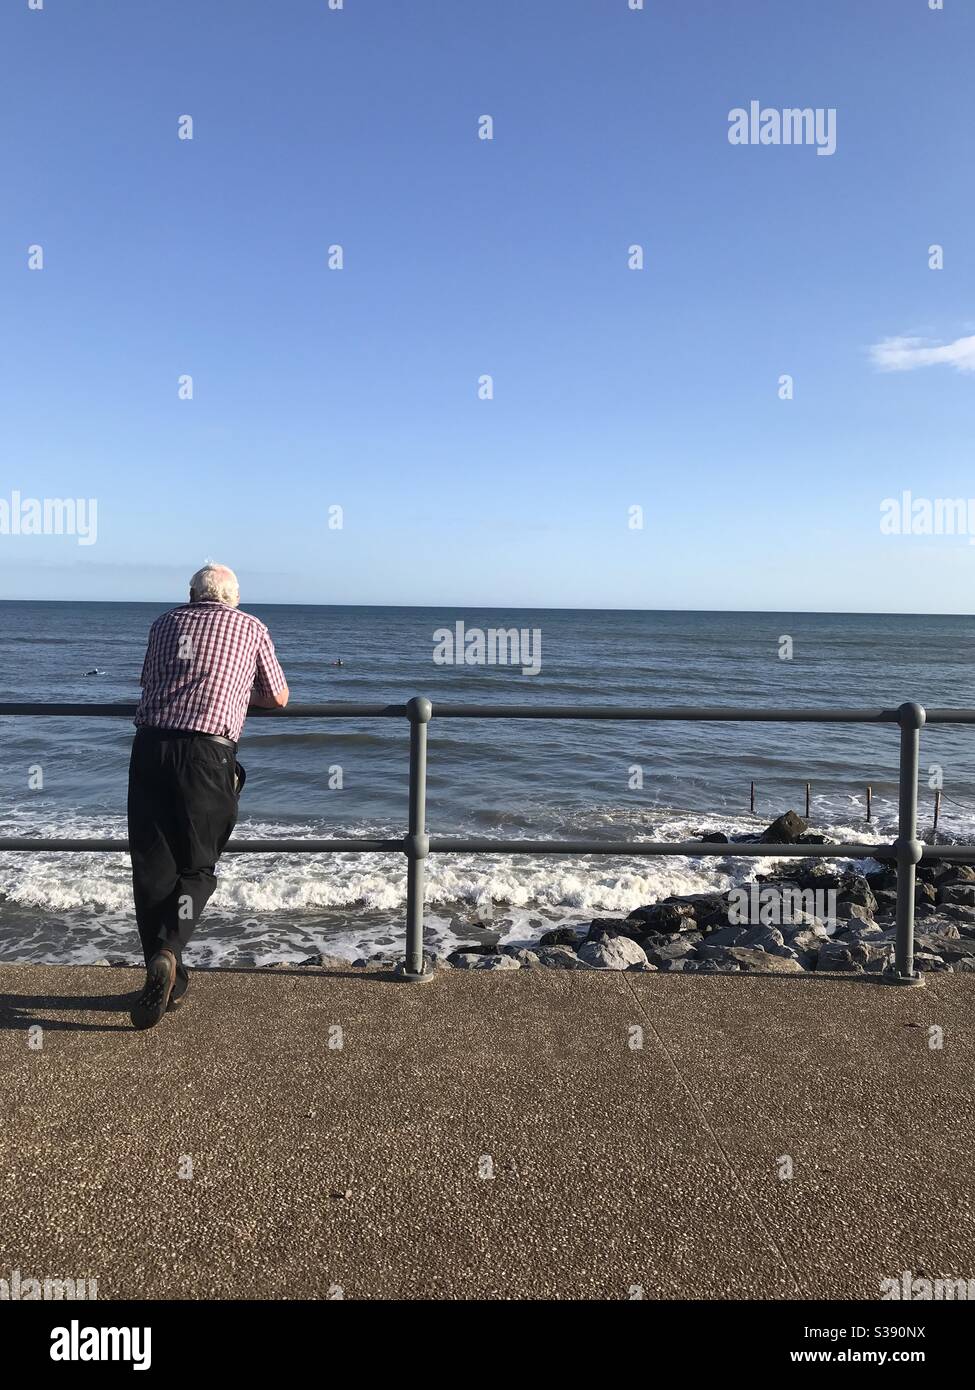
[866,785,872,822]
[805,782,811,819]
[399,695,434,981]
[750,781,755,814]
[887,702,925,986]
[933,788,941,835]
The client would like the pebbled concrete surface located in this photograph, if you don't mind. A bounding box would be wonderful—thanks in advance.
[0,964,971,1300]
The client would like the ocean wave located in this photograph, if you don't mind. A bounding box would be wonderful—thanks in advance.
[0,801,927,916]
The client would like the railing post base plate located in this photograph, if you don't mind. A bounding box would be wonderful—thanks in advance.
[881,971,925,987]
[393,959,440,983]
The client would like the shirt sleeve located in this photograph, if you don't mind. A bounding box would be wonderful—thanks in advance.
[253,626,288,698]
[140,621,156,688]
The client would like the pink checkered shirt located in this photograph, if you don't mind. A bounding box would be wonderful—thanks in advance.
[135,602,287,743]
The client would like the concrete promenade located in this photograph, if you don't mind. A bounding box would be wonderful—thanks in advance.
[1,963,972,1301]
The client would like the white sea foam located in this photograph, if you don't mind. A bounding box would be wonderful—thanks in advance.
[0,797,967,968]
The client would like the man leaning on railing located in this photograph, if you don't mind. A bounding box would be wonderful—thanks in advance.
[127,563,289,1030]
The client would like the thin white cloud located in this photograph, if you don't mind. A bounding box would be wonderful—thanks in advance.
[869,333,975,374]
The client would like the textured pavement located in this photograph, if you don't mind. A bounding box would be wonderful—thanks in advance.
[0,963,971,1301]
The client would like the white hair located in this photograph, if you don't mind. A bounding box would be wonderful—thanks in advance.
[189,563,240,607]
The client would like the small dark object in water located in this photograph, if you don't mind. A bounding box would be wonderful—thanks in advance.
[83,668,105,676]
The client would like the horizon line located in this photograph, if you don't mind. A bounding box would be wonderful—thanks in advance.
[0,597,970,620]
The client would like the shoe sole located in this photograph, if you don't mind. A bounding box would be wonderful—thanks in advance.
[130,956,176,1030]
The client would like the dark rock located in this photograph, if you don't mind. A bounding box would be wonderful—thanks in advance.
[836,902,873,923]
[781,915,830,942]
[916,861,952,884]
[816,939,894,973]
[644,937,700,969]
[627,902,694,933]
[916,923,960,942]
[736,925,796,957]
[538,926,584,948]
[797,832,830,844]
[451,951,521,971]
[710,947,804,974]
[662,892,730,923]
[578,937,649,971]
[500,945,541,966]
[838,873,878,912]
[700,925,745,949]
[760,810,808,844]
[759,862,841,892]
[938,903,975,923]
[692,830,730,844]
[787,925,829,949]
[694,910,729,933]
[586,918,644,944]
[534,945,588,970]
[913,951,948,973]
[835,922,884,942]
[937,884,975,907]
[637,930,679,951]
[300,953,350,969]
[920,936,975,964]
[787,931,826,967]
[447,943,496,962]
[702,924,794,957]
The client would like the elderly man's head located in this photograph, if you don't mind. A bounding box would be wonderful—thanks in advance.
[189,563,240,607]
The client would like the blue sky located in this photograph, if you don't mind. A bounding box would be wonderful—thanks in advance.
[1,0,972,611]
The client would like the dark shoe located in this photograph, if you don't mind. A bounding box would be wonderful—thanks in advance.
[130,951,177,1030]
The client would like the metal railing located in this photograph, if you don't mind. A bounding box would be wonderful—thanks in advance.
[2,698,975,985]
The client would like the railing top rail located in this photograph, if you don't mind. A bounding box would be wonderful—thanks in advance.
[0,702,409,719]
[4,700,975,723]
[431,704,903,723]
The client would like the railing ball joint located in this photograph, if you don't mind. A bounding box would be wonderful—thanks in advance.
[404,832,429,860]
[406,695,432,725]
[897,701,927,732]
[894,836,924,866]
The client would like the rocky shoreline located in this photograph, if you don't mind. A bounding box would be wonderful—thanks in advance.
[422,810,975,977]
[79,810,975,979]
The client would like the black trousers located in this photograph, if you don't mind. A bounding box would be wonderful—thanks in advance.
[127,729,242,996]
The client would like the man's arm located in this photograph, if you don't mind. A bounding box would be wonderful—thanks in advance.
[250,627,289,709]
[139,618,157,690]
[249,683,290,710]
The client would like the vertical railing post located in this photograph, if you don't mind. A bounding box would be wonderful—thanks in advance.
[398,695,434,981]
[888,701,926,986]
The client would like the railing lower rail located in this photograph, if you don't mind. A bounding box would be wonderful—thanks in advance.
[3,698,975,984]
